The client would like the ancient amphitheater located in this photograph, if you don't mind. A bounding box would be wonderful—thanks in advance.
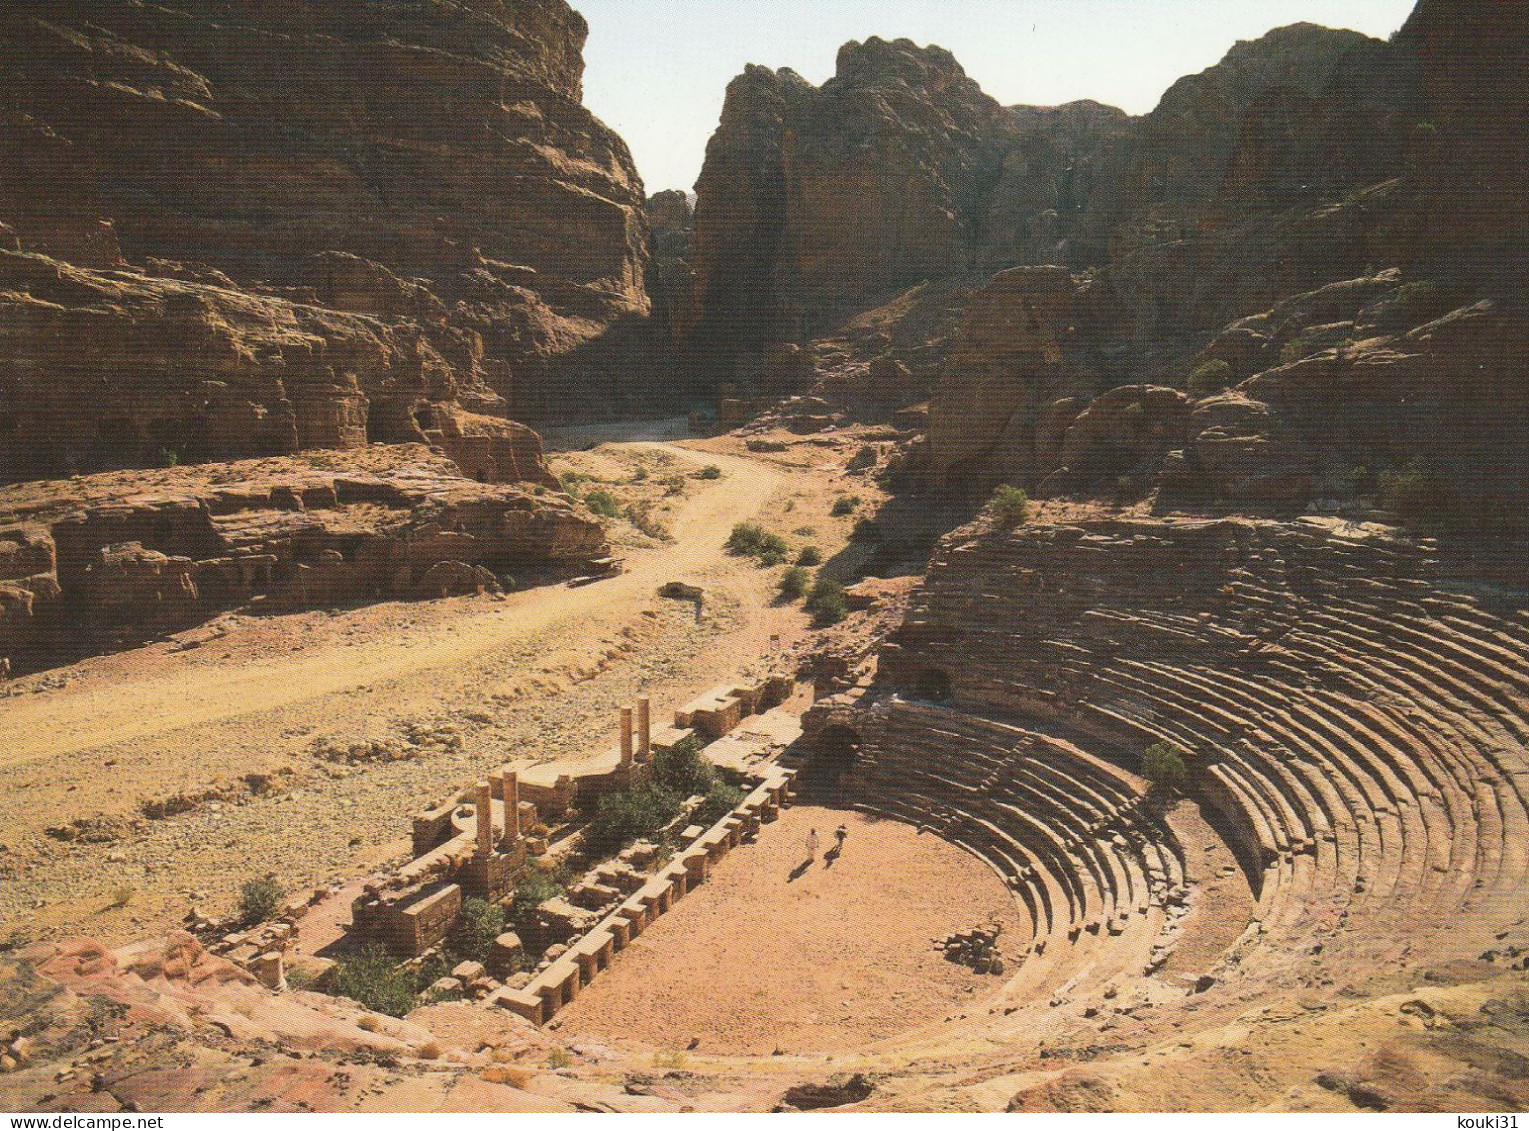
[2,0,1526,1115]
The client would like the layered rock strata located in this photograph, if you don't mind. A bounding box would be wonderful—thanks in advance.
[0,447,606,674]
[0,0,649,446]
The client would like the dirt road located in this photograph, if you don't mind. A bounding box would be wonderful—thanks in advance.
[0,439,849,941]
[0,444,779,768]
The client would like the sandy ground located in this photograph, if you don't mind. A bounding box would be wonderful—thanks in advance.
[554,805,1021,1056]
[0,433,889,944]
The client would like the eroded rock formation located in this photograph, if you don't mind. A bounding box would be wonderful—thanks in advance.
[0,447,607,674]
[0,0,649,456]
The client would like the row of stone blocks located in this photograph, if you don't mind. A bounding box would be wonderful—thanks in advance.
[487,767,798,1025]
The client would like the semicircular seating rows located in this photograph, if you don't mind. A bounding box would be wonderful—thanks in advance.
[828,516,1529,1036]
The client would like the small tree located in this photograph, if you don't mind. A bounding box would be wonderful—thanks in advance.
[238,875,286,926]
[1142,742,1190,793]
[986,485,1031,528]
[805,578,849,626]
[796,545,823,567]
[453,897,507,963]
[778,566,810,600]
[584,782,683,855]
[830,496,860,517]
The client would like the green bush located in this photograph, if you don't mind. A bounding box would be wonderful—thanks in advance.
[584,488,621,518]
[652,735,715,797]
[584,781,684,856]
[806,578,849,626]
[1187,359,1233,397]
[332,944,418,1017]
[778,566,811,600]
[453,897,506,964]
[696,465,723,480]
[1388,280,1446,328]
[511,867,567,921]
[238,875,286,926]
[726,522,788,563]
[1141,742,1191,793]
[796,545,823,567]
[986,484,1031,528]
[851,517,880,541]
[830,496,860,517]
[726,522,768,555]
[1379,458,1455,527]
[693,780,745,827]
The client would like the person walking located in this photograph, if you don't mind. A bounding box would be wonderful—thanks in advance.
[835,824,848,850]
[806,827,820,864]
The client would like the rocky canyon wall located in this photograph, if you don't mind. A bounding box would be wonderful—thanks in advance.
[0,0,650,480]
[678,0,1525,539]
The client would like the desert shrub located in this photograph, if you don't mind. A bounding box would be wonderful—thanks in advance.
[796,545,823,567]
[332,944,418,1017]
[726,522,788,563]
[778,566,811,600]
[693,780,745,827]
[584,782,683,855]
[511,868,566,920]
[108,886,136,910]
[1379,459,1456,527]
[155,447,179,468]
[725,521,767,555]
[652,735,715,797]
[238,875,285,926]
[453,897,506,964]
[851,517,880,541]
[1142,742,1190,793]
[830,495,860,517]
[806,578,848,626]
[545,1048,573,1069]
[650,736,742,828]
[624,501,672,541]
[584,488,620,518]
[986,484,1031,528]
[1187,359,1233,397]
[696,465,723,480]
[629,466,648,483]
[661,474,687,496]
[1387,280,1447,328]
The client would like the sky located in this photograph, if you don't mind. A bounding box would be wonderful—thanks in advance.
[575,0,1416,194]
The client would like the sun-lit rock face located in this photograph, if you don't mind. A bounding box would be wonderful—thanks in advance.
[0,0,651,441]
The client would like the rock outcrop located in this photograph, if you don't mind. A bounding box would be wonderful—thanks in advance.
[0,0,649,441]
[687,22,1412,391]
[0,447,607,674]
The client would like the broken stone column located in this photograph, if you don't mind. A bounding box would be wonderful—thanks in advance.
[620,705,634,768]
[475,781,493,857]
[500,771,520,849]
[637,696,652,762]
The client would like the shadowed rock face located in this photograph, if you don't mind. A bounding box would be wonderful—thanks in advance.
[0,0,650,445]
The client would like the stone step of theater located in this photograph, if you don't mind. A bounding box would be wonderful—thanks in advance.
[808,514,1529,1043]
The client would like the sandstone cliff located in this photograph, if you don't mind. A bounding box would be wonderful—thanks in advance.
[0,446,608,676]
[685,22,1419,433]
[0,0,649,450]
